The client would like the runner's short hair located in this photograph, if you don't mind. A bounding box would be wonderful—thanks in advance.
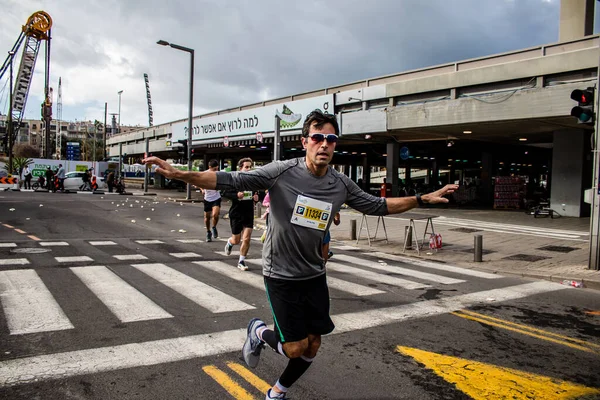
[208,159,219,168]
[302,109,339,137]
[238,158,253,169]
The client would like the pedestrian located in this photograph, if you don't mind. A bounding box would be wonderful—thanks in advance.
[23,165,32,189]
[202,159,222,242]
[45,167,54,191]
[322,212,340,262]
[142,110,458,400]
[56,164,65,192]
[106,170,115,193]
[222,158,259,271]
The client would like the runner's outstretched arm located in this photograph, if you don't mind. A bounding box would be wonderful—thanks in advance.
[386,184,459,214]
[143,156,217,189]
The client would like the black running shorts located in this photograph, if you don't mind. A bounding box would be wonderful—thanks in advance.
[203,198,221,213]
[264,274,335,343]
[230,214,254,235]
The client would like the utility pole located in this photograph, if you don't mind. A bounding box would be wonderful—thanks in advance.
[7,51,14,174]
[588,44,600,270]
[103,102,107,159]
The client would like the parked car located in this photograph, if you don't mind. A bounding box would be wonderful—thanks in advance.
[63,171,105,191]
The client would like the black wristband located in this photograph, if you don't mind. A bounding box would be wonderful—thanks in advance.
[416,194,425,207]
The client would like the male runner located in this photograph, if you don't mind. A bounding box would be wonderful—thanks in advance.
[143,110,457,399]
[222,158,259,271]
[202,159,221,242]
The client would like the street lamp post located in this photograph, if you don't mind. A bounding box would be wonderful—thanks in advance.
[157,39,194,200]
[117,90,123,133]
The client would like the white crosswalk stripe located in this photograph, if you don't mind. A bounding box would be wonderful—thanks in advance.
[39,242,69,247]
[0,258,29,266]
[176,239,203,243]
[369,252,502,279]
[0,269,73,334]
[135,240,164,244]
[169,252,202,258]
[327,262,431,290]
[55,256,93,263]
[70,266,173,323]
[431,216,588,240]
[113,254,148,261]
[89,241,117,246]
[218,259,385,297]
[333,254,465,285]
[131,263,255,313]
[0,243,17,248]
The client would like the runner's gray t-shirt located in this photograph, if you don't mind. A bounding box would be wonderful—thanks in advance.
[216,157,388,280]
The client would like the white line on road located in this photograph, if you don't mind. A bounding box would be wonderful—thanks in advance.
[169,253,202,259]
[370,252,502,279]
[0,281,567,386]
[70,266,173,323]
[333,254,465,285]
[330,245,361,251]
[176,239,204,243]
[113,255,148,261]
[0,259,29,266]
[327,262,431,290]
[131,263,255,313]
[55,256,93,263]
[0,269,74,335]
[244,259,385,296]
[39,242,69,247]
[0,243,17,248]
[135,240,164,244]
[89,241,117,246]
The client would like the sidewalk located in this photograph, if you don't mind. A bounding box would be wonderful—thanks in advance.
[140,188,600,290]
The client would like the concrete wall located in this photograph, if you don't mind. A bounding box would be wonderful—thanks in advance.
[559,0,594,42]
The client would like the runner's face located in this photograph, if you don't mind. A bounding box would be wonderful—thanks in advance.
[240,162,252,171]
[303,122,336,168]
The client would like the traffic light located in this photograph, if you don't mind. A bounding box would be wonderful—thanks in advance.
[570,87,595,124]
[177,139,188,162]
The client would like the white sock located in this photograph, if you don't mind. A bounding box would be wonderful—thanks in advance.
[239,255,246,263]
[227,239,233,247]
[256,326,267,341]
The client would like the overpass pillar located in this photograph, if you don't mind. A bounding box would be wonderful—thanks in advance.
[362,155,371,193]
[344,164,351,178]
[481,152,494,206]
[559,0,594,42]
[386,142,400,197]
[550,129,590,217]
[350,163,357,183]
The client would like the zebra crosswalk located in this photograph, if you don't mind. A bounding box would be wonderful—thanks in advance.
[0,237,515,337]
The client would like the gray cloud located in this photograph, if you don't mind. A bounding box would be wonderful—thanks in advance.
[1,0,594,126]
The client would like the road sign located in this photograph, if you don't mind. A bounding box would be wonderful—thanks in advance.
[400,146,410,160]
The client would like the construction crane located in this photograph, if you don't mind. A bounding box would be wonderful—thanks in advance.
[0,11,52,168]
[143,73,153,127]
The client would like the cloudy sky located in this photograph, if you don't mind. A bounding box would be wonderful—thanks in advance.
[1,0,598,128]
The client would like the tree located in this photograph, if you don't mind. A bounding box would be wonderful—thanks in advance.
[13,143,40,158]
[1,156,33,177]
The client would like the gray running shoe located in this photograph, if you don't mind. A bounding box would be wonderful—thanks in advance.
[206,231,212,242]
[225,242,233,255]
[212,226,218,239]
[237,260,249,271]
[242,318,265,368]
[265,388,286,399]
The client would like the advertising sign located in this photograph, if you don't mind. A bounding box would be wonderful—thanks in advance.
[171,94,333,142]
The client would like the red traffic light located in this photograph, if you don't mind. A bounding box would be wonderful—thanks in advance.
[570,88,594,105]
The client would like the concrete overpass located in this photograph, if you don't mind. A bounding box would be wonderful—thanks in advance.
[107,34,598,216]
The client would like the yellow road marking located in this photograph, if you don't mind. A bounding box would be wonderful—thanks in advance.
[28,235,40,241]
[14,229,26,234]
[2,224,14,229]
[397,346,600,400]
[452,310,600,354]
[227,362,271,393]
[585,310,600,316]
[202,365,255,400]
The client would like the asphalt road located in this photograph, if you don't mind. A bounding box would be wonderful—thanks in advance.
[0,191,599,400]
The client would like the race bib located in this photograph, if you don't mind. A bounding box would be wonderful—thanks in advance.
[241,191,253,201]
[290,195,333,231]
